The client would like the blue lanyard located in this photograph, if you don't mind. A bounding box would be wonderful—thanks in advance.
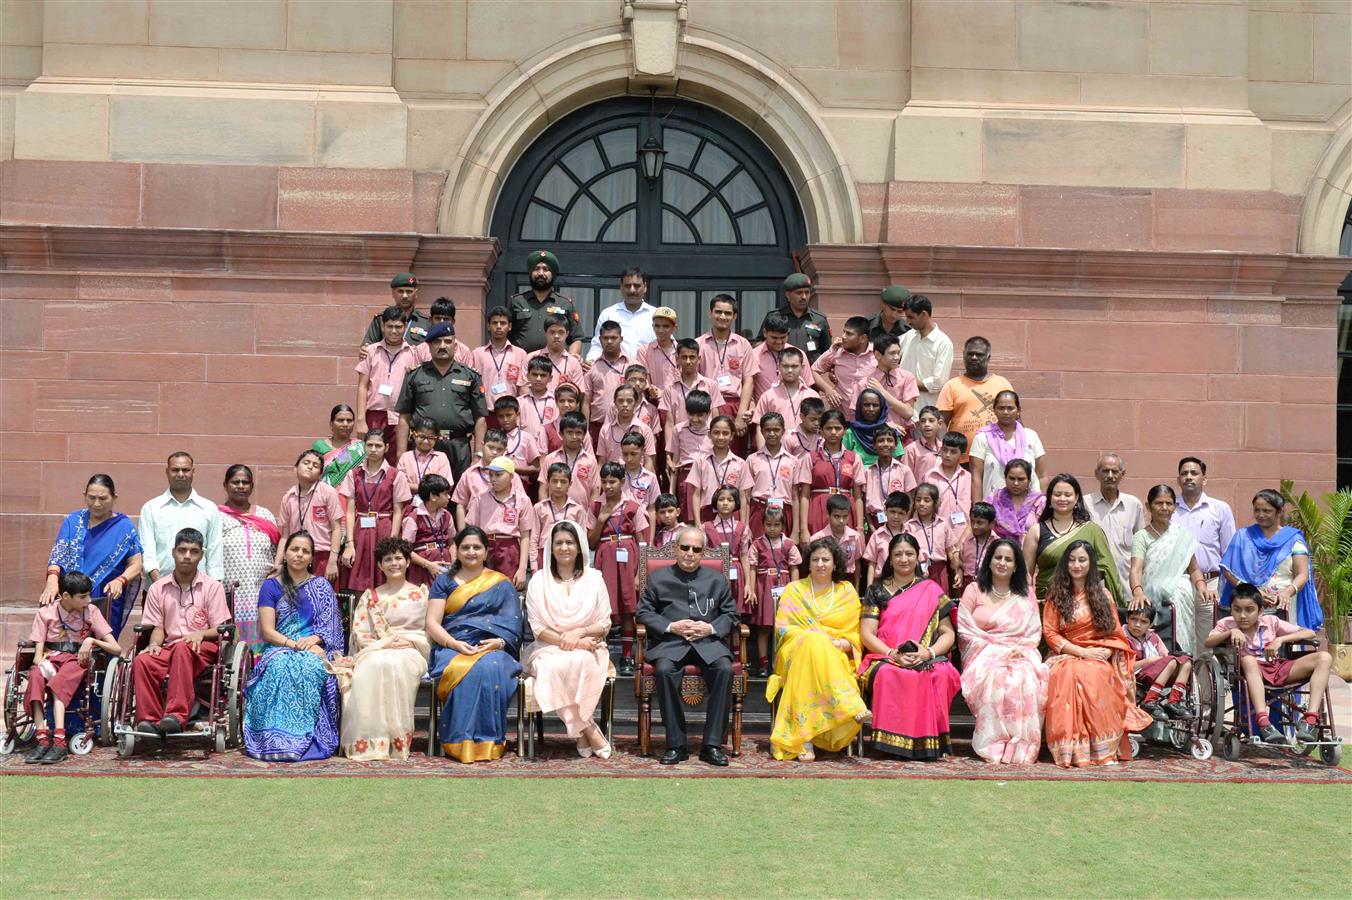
[358,468,386,511]
[377,345,405,381]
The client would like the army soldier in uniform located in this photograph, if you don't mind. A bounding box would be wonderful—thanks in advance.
[759,273,832,365]
[508,250,583,355]
[361,272,433,349]
[394,323,488,480]
[868,286,911,344]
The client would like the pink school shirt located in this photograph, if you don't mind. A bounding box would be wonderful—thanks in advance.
[691,452,749,501]
[697,332,753,403]
[784,429,823,461]
[517,390,559,441]
[634,399,659,433]
[670,422,712,470]
[30,603,113,643]
[636,340,682,396]
[339,462,413,510]
[959,531,997,580]
[660,374,720,427]
[471,342,529,398]
[466,486,537,540]
[503,427,543,471]
[412,338,474,367]
[277,481,344,552]
[519,348,584,393]
[746,343,817,397]
[853,364,919,429]
[862,459,917,525]
[450,464,495,508]
[583,354,633,424]
[142,572,230,642]
[621,467,661,509]
[593,500,650,544]
[748,536,801,577]
[1210,615,1302,657]
[537,448,600,507]
[356,342,419,425]
[398,450,452,497]
[400,505,452,546]
[905,517,957,564]
[531,498,592,568]
[596,417,656,463]
[907,438,941,483]
[746,448,798,503]
[863,526,898,574]
[924,465,973,530]
[812,345,872,410]
[753,382,819,434]
[810,525,864,574]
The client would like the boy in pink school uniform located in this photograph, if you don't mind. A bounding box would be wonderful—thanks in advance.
[398,417,453,505]
[589,461,650,675]
[810,494,864,589]
[651,493,685,548]
[518,356,561,441]
[751,347,819,448]
[520,314,585,393]
[131,528,231,739]
[494,395,543,483]
[923,432,973,533]
[861,426,916,528]
[276,449,345,582]
[862,491,912,587]
[532,462,593,570]
[739,315,817,421]
[411,298,475,367]
[697,295,753,451]
[618,432,661,513]
[785,396,826,460]
[535,411,601,508]
[661,338,719,459]
[583,320,632,442]
[355,305,419,463]
[466,456,536,589]
[811,316,873,412]
[690,415,749,527]
[625,364,661,434]
[636,307,682,397]
[451,430,510,527]
[858,334,919,432]
[746,412,799,540]
[402,474,454,587]
[595,384,656,469]
[907,406,943,482]
[22,571,121,764]
[472,305,529,403]
[668,389,713,522]
[544,384,595,455]
[956,502,997,583]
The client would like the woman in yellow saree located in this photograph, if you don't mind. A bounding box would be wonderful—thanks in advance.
[767,537,870,761]
[426,526,523,763]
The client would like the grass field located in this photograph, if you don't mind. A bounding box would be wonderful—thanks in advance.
[3,776,1349,898]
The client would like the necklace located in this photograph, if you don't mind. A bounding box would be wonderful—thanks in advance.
[988,586,1012,602]
[1048,516,1074,537]
[1146,521,1167,539]
[809,579,840,615]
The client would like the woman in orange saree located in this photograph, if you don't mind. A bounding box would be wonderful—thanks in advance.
[1042,540,1151,768]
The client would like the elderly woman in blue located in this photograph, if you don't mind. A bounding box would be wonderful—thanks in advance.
[427,525,523,763]
[1220,489,1321,632]
[244,531,345,761]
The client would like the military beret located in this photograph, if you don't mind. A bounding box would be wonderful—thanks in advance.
[881,286,912,308]
[527,250,560,276]
[390,272,418,289]
[425,322,455,341]
[782,273,812,291]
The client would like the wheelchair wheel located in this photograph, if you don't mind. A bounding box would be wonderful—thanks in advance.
[1221,732,1242,761]
[226,642,252,748]
[1190,737,1213,761]
[116,730,136,759]
[1320,743,1342,766]
[98,661,122,747]
[1128,735,1141,759]
[1168,726,1188,750]
[70,732,94,755]
[214,726,227,755]
[0,733,15,755]
[2,671,36,747]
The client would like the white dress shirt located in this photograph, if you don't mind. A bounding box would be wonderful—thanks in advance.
[137,489,224,580]
[898,324,954,410]
[586,301,658,360]
[1087,490,1145,589]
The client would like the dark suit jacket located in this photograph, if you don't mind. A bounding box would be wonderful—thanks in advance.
[637,564,739,665]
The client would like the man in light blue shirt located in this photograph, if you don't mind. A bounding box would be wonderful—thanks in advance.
[138,451,223,582]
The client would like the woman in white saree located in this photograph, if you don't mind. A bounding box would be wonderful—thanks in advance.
[1129,485,1216,655]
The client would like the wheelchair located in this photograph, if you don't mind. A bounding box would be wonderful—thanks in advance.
[102,583,252,757]
[1122,597,1214,762]
[1200,631,1342,766]
[1,641,115,757]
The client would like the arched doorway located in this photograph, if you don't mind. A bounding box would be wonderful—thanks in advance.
[489,98,807,342]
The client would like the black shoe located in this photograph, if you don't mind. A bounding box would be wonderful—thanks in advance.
[135,720,162,737]
[24,740,51,764]
[1294,720,1320,744]
[158,715,183,735]
[1142,700,1167,721]
[619,658,635,677]
[1259,724,1288,745]
[659,747,688,765]
[1161,701,1191,720]
[699,745,730,767]
[39,743,68,765]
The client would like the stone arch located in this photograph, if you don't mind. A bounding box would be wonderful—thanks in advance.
[438,33,862,245]
[1298,112,1352,256]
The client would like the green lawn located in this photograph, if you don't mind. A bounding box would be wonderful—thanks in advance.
[2,776,1349,898]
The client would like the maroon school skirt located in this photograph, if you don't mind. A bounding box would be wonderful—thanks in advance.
[1256,657,1296,687]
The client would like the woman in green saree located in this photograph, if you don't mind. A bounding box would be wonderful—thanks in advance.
[1022,473,1124,606]
[313,404,366,489]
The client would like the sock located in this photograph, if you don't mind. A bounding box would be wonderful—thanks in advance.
[1303,711,1319,725]
[1143,684,1165,704]
[621,630,634,660]
[34,727,50,746]
[1167,683,1185,703]
[1256,712,1271,728]
[52,728,67,749]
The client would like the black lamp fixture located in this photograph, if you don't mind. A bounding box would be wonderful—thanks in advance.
[639,86,666,185]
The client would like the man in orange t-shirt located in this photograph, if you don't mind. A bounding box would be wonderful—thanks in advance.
[937,336,1012,464]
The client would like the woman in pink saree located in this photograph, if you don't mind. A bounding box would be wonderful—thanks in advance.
[956,537,1047,765]
[858,532,960,759]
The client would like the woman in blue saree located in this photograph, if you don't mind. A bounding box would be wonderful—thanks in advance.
[427,525,523,763]
[1220,489,1322,632]
[40,474,144,635]
[244,531,345,761]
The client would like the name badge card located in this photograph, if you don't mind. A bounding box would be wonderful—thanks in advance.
[378,383,395,397]
[359,515,377,529]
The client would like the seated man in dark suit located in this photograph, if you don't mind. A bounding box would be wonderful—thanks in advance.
[637,525,739,766]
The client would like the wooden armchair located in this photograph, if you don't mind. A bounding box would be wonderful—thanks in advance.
[634,543,749,757]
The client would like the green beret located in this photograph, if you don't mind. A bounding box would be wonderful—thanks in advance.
[527,249,560,276]
[881,285,911,308]
[782,273,812,291]
[390,272,418,288]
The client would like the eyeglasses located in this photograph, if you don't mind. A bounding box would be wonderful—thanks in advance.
[677,544,704,553]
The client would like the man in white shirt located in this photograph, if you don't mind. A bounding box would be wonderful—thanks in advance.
[138,451,224,582]
[1086,452,1144,589]
[585,266,656,362]
[897,294,954,410]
